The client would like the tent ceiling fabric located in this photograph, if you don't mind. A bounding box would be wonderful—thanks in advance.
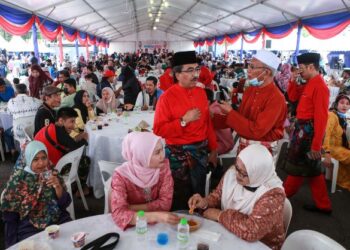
[2,0,349,41]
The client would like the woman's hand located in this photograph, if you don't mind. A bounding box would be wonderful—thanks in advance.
[323,154,333,168]
[188,193,208,211]
[218,102,233,114]
[46,172,64,198]
[153,212,180,225]
[203,208,222,222]
[124,103,134,110]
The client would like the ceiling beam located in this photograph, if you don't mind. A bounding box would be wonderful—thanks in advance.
[165,0,201,30]
[130,0,139,32]
[34,0,76,12]
[60,1,128,23]
[199,1,264,26]
[82,0,123,36]
[259,1,299,19]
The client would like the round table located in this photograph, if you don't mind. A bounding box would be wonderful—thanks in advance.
[86,111,155,198]
[8,214,269,250]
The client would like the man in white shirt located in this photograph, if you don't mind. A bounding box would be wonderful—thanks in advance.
[134,76,163,110]
[6,84,41,159]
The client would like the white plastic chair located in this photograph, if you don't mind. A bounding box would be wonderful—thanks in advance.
[55,145,87,220]
[218,132,239,166]
[24,125,34,140]
[322,157,339,193]
[98,160,119,214]
[205,171,212,196]
[275,138,290,165]
[283,198,292,234]
[0,135,5,162]
[282,230,346,250]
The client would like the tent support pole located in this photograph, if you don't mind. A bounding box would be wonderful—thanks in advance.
[32,23,40,63]
[240,34,244,62]
[75,39,79,60]
[294,22,302,64]
[58,31,64,65]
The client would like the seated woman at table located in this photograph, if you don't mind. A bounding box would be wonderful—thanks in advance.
[323,94,350,191]
[71,90,95,138]
[111,132,179,230]
[96,87,119,115]
[1,141,72,248]
[188,144,285,250]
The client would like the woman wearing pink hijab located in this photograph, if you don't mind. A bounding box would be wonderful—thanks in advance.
[111,132,179,230]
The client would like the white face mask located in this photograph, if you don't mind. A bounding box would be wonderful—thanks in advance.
[248,71,265,87]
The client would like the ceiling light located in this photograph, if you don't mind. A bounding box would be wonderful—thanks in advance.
[158,12,161,17]
[150,0,154,4]
[164,2,169,7]
[153,26,157,30]
[155,18,160,22]
[149,13,152,17]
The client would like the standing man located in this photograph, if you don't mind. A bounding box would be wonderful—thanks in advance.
[154,51,217,210]
[134,76,163,110]
[34,86,61,136]
[284,52,332,214]
[214,50,287,156]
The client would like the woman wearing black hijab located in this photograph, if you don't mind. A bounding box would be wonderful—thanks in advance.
[71,90,95,137]
[122,66,141,110]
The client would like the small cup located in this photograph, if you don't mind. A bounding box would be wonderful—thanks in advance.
[42,170,52,180]
[71,232,87,248]
[45,225,59,239]
[116,108,123,116]
[97,123,103,130]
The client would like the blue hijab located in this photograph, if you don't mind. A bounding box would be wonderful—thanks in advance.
[23,141,48,174]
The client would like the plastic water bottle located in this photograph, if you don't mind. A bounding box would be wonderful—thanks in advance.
[135,210,147,241]
[177,218,190,249]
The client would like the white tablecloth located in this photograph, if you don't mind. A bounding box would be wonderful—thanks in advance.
[86,112,155,198]
[8,214,269,250]
[0,106,13,130]
[219,78,236,90]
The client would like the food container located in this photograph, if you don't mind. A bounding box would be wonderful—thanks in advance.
[45,225,60,239]
[71,232,87,248]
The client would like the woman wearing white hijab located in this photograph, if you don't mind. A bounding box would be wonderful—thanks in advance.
[96,87,119,115]
[188,144,286,250]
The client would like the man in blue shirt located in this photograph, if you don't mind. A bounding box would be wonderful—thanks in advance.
[0,77,15,102]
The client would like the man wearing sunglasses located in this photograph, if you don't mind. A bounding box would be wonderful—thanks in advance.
[154,50,217,210]
[214,50,287,157]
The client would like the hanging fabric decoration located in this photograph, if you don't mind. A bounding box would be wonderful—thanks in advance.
[302,11,350,39]
[35,17,62,41]
[264,22,297,39]
[225,33,241,44]
[78,31,88,46]
[0,4,35,35]
[63,25,77,42]
[242,29,262,43]
[87,34,96,45]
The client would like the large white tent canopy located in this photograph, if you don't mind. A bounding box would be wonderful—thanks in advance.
[1,0,349,41]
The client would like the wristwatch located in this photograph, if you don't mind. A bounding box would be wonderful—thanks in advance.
[180,117,187,127]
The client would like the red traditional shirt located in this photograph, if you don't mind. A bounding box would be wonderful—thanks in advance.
[287,74,329,151]
[159,68,174,91]
[154,84,217,150]
[198,66,213,90]
[111,166,173,230]
[214,83,287,142]
[206,177,286,250]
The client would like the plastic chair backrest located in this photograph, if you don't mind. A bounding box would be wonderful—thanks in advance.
[55,146,85,183]
[98,160,118,186]
[282,230,346,250]
[24,125,34,140]
[283,198,292,233]
[205,171,212,196]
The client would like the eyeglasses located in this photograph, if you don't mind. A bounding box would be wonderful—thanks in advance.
[234,164,248,178]
[248,64,267,70]
[180,67,201,74]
